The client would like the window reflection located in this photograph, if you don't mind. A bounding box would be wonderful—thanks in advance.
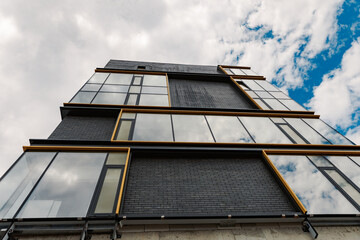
[17,152,106,218]
[0,152,56,219]
[279,99,305,111]
[92,92,127,105]
[82,84,102,91]
[132,114,173,141]
[285,118,330,144]
[206,115,253,143]
[87,73,109,84]
[139,94,169,106]
[105,73,133,85]
[70,91,96,103]
[263,99,288,110]
[100,85,129,93]
[239,117,292,144]
[325,156,360,188]
[269,155,359,214]
[142,75,167,87]
[172,115,214,142]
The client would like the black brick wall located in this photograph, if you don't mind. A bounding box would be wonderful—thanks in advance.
[169,78,256,109]
[48,116,116,141]
[122,152,297,216]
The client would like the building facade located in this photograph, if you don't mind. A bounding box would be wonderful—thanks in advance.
[0,60,360,239]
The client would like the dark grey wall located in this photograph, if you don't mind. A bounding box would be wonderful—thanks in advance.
[105,60,223,75]
[169,78,256,109]
[122,152,297,216]
[48,116,117,141]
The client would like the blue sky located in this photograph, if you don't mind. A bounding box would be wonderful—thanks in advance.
[0,0,359,175]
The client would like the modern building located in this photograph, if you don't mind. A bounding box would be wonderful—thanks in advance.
[1,60,360,240]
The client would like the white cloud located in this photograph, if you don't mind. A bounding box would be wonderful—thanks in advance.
[0,0,348,175]
[307,37,360,143]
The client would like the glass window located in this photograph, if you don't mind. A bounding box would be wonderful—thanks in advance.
[240,68,258,76]
[115,120,132,140]
[302,119,353,145]
[87,73,109,84]
[325,170,360,206]
[132,114,173,141]
[17,152,106,218]
[307,156,333,167]
[270,91,290,99]
[121,112,136,119]
[142,75,167,87]
[223,68,234,74]
[141,86,168,94]
[70,91,96,103]
[254,91,274,98]
[325,156,360,188]
[105,73,133,85]
[269,155,359,214]
[285,118,330,144]
[126,94,138,105]
[206,116,253,143]
[139,94,169,106]
[244,90,258,98]
[100,85,129,93]
[230,68,245,75]
[94,168,122,214]
[133,76,142,85]
[253,99,270,110]
[271,118,286,124]
[238,117,292,144]
[106,153,127,165]
[0,152,56,219]
[279,99,306,111]
[81,84,102,92]
[263,99,289,110]
[242,80,263,91]
[278,124,307,144]
[255,80,279,91]
[129,86,141,93]
[172,115,214,142]
[349,156,360,166]
[92,92,127,105]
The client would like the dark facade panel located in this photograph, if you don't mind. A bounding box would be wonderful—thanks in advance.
[122,152,298,216]
[105,60,223,75]
[169,78,256,109]
[48,116,117,141]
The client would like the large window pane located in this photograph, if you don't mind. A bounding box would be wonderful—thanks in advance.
[92,92,127,105]
[263,99,288,110]
[255,91,273,98]
[307,156,333,167]
[277,125,307,144]
[255,80,278,91]
[132,114,173,141]
[238,117,292,144]
[105,73,133,85]
[280,99,306,111]
[0,152,56,219]
[70,91,96,103]
[240,68,258,76]
[142,86,168,94]
[87,73,109,84]
[285,118,330,144]
[303,119,353,145]
[139,94,169,106]
[172,115,214,142]
[100,85,129,93]
[269,91,290,99]
[325,156,360,188]
[230,68,245,75]
[81,84,102,92]
[17,152,106,218]
[242,80,263,91]
[142,75,167,87]
[269,155,359,214]
[206,116,253,143]
[94,168,122,214]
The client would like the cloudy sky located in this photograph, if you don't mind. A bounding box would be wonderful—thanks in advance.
[0,0,359,175]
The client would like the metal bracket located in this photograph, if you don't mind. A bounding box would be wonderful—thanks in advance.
[80,222,91,240]
[302,219,318,239]
[1,223,15,240]
[111,222,119,240]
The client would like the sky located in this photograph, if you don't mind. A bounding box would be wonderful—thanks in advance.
[0,0,359,176]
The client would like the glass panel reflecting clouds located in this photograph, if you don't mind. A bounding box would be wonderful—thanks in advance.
[271,118,286,124]
[105,73,133,85]
[263,99,288,110]
[129,86,141,93]
[269,91,290,99]
[139,94,169,106]
[223,68,233,74]
[230,68,245,75]
[238,117,292,143]
[141,86,168,94]
[17,152,106,218]
[325,156,360,188]
[206,116,253,143]
[0,152,56,219]
[269,155,359,214]
[92,92,126,105]
[172,115,214,142]
[241,68,258,76]
[82,84,102,92]
[87,73,109,84]
[303,119,353,145]
[307,156,333,167]
[255,80,279,91]
[280,99,306,111]
[242,80,263,91]
[285,118,329,144]
[126,94,138,105]
[278,125,307,144]
[94,168,122,214]
[244,90,258,98]
[349,156,360,166]
[255,91,273,98]
[142,75,167,87]
[70,91,96,103]
[253,99,270,110]
[100,85,129,93]
[133,114,173,141]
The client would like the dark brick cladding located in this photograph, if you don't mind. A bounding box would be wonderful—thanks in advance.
[122,153,298,216]
[169,78,256,109]
[48,116,116,141]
